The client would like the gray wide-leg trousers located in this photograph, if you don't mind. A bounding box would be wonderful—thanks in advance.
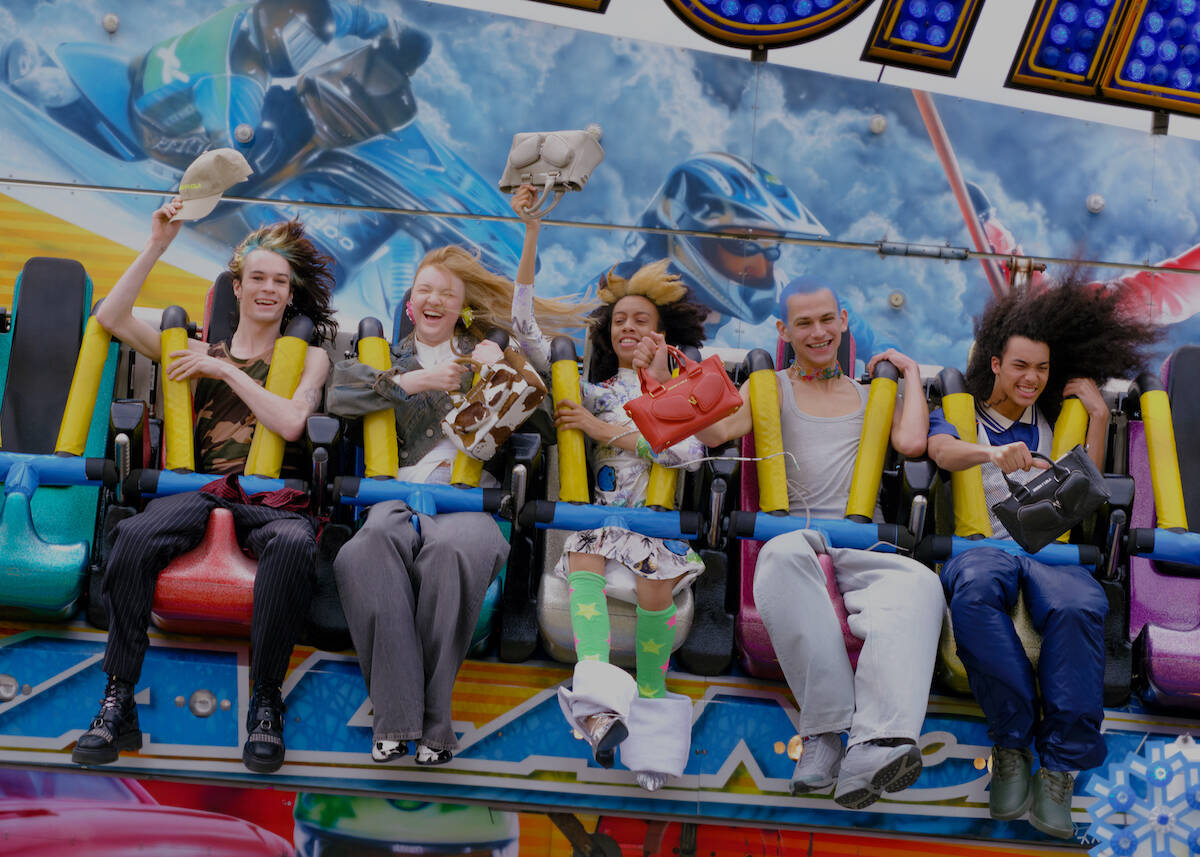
[333,500,508,750]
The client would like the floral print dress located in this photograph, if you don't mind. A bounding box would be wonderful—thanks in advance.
[512,283,706,584]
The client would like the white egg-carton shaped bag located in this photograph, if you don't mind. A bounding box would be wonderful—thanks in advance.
[498,124,605,218]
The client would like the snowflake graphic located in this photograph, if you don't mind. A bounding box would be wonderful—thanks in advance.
[1086,736,1200,856]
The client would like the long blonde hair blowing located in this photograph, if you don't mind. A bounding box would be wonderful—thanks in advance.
[417,245,593,339]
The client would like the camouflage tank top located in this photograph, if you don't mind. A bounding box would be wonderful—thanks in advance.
[193,342,272,475]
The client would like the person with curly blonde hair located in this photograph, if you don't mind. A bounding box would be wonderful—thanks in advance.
[73,197,336,775]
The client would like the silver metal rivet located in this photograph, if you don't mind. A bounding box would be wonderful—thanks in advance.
[189,689,218,718]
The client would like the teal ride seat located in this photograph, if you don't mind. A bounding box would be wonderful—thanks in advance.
[0,258,118,617]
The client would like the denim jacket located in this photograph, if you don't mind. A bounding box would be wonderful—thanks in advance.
[326,333,478,467]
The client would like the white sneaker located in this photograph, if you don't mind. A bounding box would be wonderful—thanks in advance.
[371,740,407,763]
[789,732,844,794]
[833,739,922,809]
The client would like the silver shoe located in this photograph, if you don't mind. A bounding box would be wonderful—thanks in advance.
[583,712,628,769]
[636,771,666,792]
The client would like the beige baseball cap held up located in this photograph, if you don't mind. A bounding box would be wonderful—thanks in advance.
[171,148,253,222]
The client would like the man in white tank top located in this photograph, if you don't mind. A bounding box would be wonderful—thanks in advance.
[695,282,943,810]
[927,319,1112,839]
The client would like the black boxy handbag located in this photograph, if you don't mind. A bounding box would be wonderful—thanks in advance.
[991,445,1110,554]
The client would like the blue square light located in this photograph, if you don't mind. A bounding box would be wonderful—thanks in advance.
[1009,0,1131,96]
[863,0,986,75]
[1101,0,1200,114]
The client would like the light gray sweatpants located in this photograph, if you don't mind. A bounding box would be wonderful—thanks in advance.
[754,529,944,747]
[333,501,508,750]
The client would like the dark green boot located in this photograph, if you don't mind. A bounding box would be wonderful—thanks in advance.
[988,746,1033,820]
[1030,768,1076,839]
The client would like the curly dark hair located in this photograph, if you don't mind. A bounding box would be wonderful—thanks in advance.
[965,268,1162,421]
[588,292,709,382]
[228,220,338,344]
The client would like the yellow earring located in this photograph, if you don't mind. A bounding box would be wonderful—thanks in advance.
[460,306,475,329]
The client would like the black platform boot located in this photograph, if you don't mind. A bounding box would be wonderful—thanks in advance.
[72,676,142,765]
[242,682,286,773]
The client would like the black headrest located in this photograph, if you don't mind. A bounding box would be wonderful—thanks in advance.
[204,272,239,346]
[392,288,413,344]
[0,258,89,454]
[1166,345,1200,532]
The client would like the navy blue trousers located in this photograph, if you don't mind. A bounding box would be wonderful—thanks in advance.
[941,547,1108,772]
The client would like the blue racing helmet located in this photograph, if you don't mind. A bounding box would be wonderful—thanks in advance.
[626,152,829,323]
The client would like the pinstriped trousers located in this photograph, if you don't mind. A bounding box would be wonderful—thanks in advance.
[102,490,318,685]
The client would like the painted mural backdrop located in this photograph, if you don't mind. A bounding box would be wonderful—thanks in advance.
[1,0,1199,367]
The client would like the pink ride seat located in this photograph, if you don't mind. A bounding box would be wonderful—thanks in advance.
[736,433,863,679]
[151,508,256,636]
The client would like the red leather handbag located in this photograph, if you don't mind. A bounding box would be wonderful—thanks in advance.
[623,345,742,453]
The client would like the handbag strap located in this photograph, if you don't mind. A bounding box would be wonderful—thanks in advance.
[637,343,692,395]
[1002,451,1068,500]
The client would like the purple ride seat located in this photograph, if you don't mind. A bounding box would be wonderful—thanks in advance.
[1129,346,1200,707]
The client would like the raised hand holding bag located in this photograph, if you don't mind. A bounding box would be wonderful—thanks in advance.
[441,347,547,462]
[622,344,741,454]
[991,445,1110,554]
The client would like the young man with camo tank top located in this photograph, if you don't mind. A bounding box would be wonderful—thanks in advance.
[71,195,337,774]
[687,278,944,810]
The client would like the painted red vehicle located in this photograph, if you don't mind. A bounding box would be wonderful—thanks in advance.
[0,768,293,857]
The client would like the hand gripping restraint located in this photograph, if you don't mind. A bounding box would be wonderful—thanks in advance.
[991,445,1110,553]
[623,345,741,454]
[441,347,547,462]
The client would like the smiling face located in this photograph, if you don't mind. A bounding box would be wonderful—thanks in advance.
[233,249,292,328]
[989,335,1050,418]
[410,264,466,346]
[776,288,847,373]
[610,295,661,368]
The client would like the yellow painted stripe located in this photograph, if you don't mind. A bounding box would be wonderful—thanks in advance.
[0,193,210,317]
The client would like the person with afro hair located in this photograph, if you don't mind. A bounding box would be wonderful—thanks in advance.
[927,271,1160,838]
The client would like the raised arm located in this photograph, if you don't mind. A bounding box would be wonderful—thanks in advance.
[1063,378,1111,471]
[95,197,185,360]
[509,184,553,375]
[168,344,331,442]
[867,349,928,458]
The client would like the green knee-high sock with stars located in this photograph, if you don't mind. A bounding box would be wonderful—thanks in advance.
[635,603,677,698]
[568,570,610,663]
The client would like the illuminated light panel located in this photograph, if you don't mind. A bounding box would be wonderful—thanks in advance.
[1101,0,1200,115]
[862,0,987,76]
[662,0,876,50]
[1008,0,1133,97]
[524,0,611,10]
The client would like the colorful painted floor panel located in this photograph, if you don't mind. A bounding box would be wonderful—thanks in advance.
[0,621,1188,847]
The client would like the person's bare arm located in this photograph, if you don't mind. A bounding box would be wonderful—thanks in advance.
[167,344,330,442]
[96,197,185,360]
[868,349,928,458]
[928,433,1049,474]
[696,382,753,447]
[1063,378,1110,470]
